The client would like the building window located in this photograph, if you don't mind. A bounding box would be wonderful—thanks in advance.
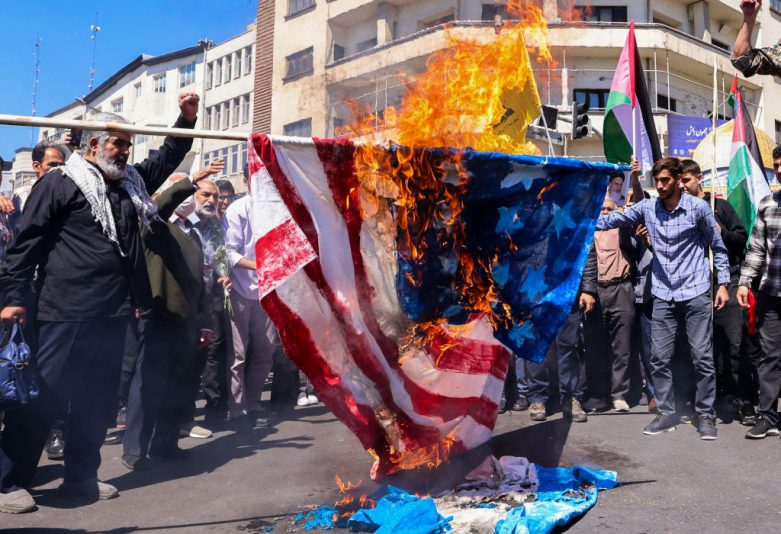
[356,38,377,53]
[244,46,253,75]
[221,147,229,176]
[583,6,627,22]
[241,94,251,123]
[288,0,315,16]
[333,43,345,61]
[573,89,610,110]
[215,60,222,87]
[481,4,510,21]
[224,55,232,84]
[215,104,222,130]
[154,74,166,93]
[232,98,241,128]
[111,98,124,113]
[204,106,212,130]
[134,83,142,98]
[657,94,677,112]
[231,144,239,174]
[772,0,781,14]
[241,143,248,170]
[206,62,214,89]
[285,47,314,79]
[179,61,196,87]
[283,118,312,137]
[223,102,231,130]
[233,52,242,79]
[776,120,781,146]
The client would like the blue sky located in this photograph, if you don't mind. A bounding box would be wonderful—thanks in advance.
[0,0,257,162]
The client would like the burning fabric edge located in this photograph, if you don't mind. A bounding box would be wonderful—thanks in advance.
[248,134,626,478]
[293,456,619,533]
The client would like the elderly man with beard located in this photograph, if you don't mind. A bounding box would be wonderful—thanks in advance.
[121,168,220,471]
[0,92,199,513]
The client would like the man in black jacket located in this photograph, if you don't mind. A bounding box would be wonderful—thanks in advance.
[0,92,199,513]
[680,159,750,419]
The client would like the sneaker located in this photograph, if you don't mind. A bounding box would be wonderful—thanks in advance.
[104,430,124,445]
[249,409,269,428]
[497,398,508,414]
[307,394,319,405]
[739,405,758,427]
[58,479,118,500]
[121,454,151,471]
[529,402,547,421]
[297,392,309,407]
[180,424,212,439]
[698,416,718,441]
[643,414,677,435]
[563,398,588,423]
[512,397,530,412]
[613,399,630,413]
[745,417,780,439]
[0,489,36,514]
[45,429,65,460]
[115,406,127,429]
[679,414,693,425]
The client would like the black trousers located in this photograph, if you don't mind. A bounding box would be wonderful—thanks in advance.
[201,306,230,412]
[754,292,781,426]
[118,317,140,407]
[597,281,635,402]
[0,317,128,492]
[122,316,197,459]
[713,280,747,404]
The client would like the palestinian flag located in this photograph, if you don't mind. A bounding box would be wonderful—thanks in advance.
[727,79,771,237]
[603,21,662,170]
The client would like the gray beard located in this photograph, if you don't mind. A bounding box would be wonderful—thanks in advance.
[196,204,216,219]
[97,151,127,181]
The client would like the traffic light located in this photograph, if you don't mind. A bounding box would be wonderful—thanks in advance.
[571,100,590,139]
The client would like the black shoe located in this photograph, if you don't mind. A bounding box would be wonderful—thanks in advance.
[497,399,508,414]
[697,416,718,440]
[739,405,758,427]
[249,410,269,428]
[45,430,65,460]
[512,397,529,412]
[121,454,151,471]
[643,414,677,435]
[104,429,124,445]
[231,414,254,434]
[745,416,780,439]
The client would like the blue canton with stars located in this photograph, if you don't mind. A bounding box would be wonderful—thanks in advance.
[396,150,624,363]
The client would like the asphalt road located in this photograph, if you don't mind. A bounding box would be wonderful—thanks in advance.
[2,398,781,533]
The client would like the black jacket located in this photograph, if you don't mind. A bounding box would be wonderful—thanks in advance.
[703,193,748,275]
[0,115,195,321]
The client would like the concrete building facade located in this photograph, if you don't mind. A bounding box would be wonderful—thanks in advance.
[252,0,781,165]
[39,43,210,178]
[201,23,256,191]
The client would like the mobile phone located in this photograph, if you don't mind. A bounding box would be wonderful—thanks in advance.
[69,128,83,148]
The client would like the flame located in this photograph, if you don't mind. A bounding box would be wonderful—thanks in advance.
[335,474,363,493]
[343,1,556,476]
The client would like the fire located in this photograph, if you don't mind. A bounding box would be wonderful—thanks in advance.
[335,474,363,493]
[344,1,557,477]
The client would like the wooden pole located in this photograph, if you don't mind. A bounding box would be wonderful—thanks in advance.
[0,113,249,141]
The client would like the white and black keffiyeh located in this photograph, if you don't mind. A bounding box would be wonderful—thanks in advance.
[63,151,160,255]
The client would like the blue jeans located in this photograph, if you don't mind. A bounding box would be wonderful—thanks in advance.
[650,293,716,418]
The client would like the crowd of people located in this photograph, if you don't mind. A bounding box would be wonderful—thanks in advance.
[500,153,781,445]
[1,0,780,516]
[0,92,317,514]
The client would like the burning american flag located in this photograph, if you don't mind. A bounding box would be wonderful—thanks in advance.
[248,134,621,478]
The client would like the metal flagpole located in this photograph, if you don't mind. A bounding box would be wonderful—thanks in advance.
[0,113,249,141]
[710,55,718,299]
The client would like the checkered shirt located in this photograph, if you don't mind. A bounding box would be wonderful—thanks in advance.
[596,194,730,302]
[739,191,781,295]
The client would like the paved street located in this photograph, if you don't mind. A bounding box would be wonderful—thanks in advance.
[3,398,781,533]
